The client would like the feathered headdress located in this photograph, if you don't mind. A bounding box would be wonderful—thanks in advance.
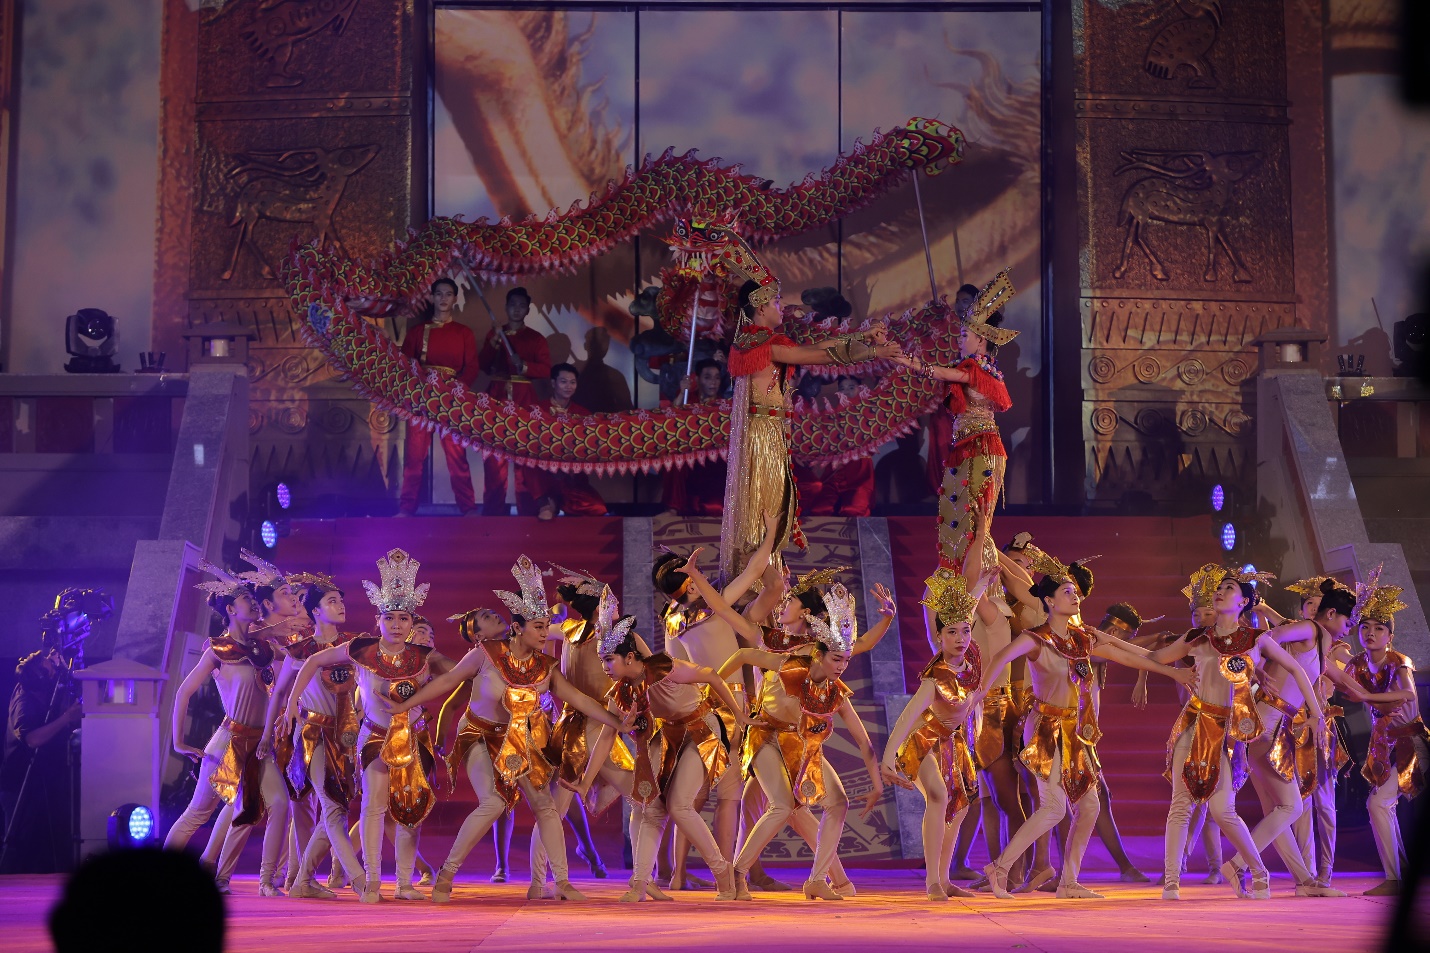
[194,560,251,598]
[594,586,638,657]
[362,548,429,613]
[922,569,978,625]
[1181,563,1227,608]
[962,270,1019,346]
[1285,576,1335,598]
[237,548,287,589]
[1353,563,1408,624]
[494,555,550,622]
[806,583,857,653]
[550,563,604,598]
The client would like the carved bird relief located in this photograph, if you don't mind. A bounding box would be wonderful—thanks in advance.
[1112,149,1261,284]
[1144,0,1223,89]
[241,0,362,88]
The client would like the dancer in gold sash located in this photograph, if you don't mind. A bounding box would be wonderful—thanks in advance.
[382,557,630,903]
[881,565,1000,900]
[977,561,1193,900]
[1148,566,1327,900]
[281,549,444,902]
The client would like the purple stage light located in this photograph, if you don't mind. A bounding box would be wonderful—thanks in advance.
[261,520,278,549]
[1221,523,1236,551]
[276,482,291,509]
[1211,484,1225,512]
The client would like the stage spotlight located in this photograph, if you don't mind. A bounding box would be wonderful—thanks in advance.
[260,520,278,549]
[1221,523,1237,551]
[1210,484,1225,512]
[275,482,292,510]
[107,804,155,849]
[63,308,121,374]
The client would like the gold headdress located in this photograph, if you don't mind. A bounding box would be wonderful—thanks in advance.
[789,566,851,600]
[922,568,978,625]
[1027,546,1071,582]
[1227,566,1277,587]
[806,583,857,654]
[1354,563,1407,624]
[1285,576,1335,598]
[595,586,638,657]
[494,555,550,622]
[362,548,429,614]
[237,548,287,589]
[1181,563,1227,608]
[550,563,604,598]
[194,560,250,598]
[961,270,1019,346]
[287,570,338,593]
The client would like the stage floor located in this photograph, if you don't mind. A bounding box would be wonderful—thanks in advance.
[0,869,1397,952]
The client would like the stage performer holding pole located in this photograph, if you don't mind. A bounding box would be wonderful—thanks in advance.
[280,548,445,902]
[398,278,480,516]
[165,564,292,898]
[896,271,1018,570]
[976,559,1196,900]
[715,231,904,581]
[477,286,552,515]
[382,557,631,903]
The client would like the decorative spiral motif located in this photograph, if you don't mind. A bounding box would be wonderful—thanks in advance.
[275,406,307,435]
[245,357,266,382]
[369,409,398,435]
[281,355,311,384]
[316,406,353,435]
[1090,407,1120,435]
[1088,355,1116,384]
[248,409,266,435]
[1223,359,1250,385]
[1179,409,1208,435]
[1133,356,1162,383]
[1224,410,1252,435]
[1134,408,1164,433]
[1177,359,1206,385]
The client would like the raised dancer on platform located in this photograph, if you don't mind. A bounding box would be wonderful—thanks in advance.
[165,564,291,897]
[280,549,447,902]
[895,271,1017,570]
[976,559,1195,900]
[716,234,903,581]
[383,557,630,903]
[1218,579,1352,897]
[718,581,886,901]
[882,565,1000,900]
[1325,569,1427,897]
[398,278,480,516]
[1149,566,1328,900]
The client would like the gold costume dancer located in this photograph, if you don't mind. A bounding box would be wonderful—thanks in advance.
[882,567,999,900]
[715,227,902,581]
[387,557,628,903]
[978,564,1191,900]
[1324,567,1427,897]
[719,583,885,901]
[1149,566,1326,900]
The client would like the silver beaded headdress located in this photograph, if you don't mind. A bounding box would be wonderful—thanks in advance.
[362,548,429,613]
[494,555,550,621]
[806,582,857,654]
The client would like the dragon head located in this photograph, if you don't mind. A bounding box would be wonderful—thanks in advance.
[664,216,779,315]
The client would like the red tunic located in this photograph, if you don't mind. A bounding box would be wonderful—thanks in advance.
[794,457,874,517]
[479,325,551,404]
[401,320,479,386]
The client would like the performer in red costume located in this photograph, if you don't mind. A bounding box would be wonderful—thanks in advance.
[520,363,607,518]
[398,278,480,516]
[479,286,552,514]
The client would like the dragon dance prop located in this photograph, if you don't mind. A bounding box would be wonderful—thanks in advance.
[283,119,968,476]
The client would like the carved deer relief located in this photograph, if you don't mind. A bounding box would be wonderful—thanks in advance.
[222,145,379,281]
[1112,149,1261,284]
[1144,0,1223,90]
[240,0,363,88]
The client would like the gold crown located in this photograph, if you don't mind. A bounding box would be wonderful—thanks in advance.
[806,582,857,653]
[1354,563,1408,624]
[494,555,550,622]
[1181,563,1227,608]
[194,560,250,598]
[1285,575,1334,598]
[362,548,429,614]
[287,570,338,593]
[1026,546,1070,582]
[962,270,1019,346]
[922,568,978,625]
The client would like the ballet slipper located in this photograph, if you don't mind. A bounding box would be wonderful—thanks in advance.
[359,881,381,904]
[289,879,336,900]
[1012,866,1055,894]
[1055,882,1104,899]
[618,882,648,903]
[1313,881,1348,898]
[1219,861,1249,899]
[552,880,585,901]
[325,867,347,891]
[215,879,232,896]
[1250,870,1270,901]
[526,882,556,900]
[644,881,674,901]
[926,883,949,901]
[1296,882,1334,898]
[679,873,713,890]
[734,870,753,901]
[1119,868,1151,883]
[968,876,991,892]
[258,880,286,898]
[1161,883,1181,900]
[749,869,793,891]
[431,865,457,904]
[802,878,843,900]
[715,867,738,901]
[418,866,435,887]
[1201,869,1225,885]
[944,882,978,898]
[490,867,508,884]
[829,876,857,898]
[982,862,1014,900]
[575,843,608,879]
[394,883,426,901]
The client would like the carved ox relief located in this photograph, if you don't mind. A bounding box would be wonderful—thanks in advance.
[1144,0,1223,90]
[240,0,363,88]
[221,144,379,280]
[1112,149,1261,284]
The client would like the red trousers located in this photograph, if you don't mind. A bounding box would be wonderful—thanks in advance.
[400,425,476,514]
[519,468,606,516]
[482,455,541,513]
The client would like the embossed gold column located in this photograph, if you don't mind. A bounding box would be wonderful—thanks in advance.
[1074,0,1315,505]
[179,0,420,508]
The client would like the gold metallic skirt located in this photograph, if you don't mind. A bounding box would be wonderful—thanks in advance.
[1363,715,1430,798]
[548,708,635,790]
[360,716,435,827]
[727,409,800,573]
[1255,687,1302,787]
[1020,699,1101,803]
[975,688,1018,769]
[1165,695,1254,804]
[209,718,266,827]
[895,712,978,822]
[744,713,834,807]
[653,704,729,801]
[283,708,356,806]
[447,715,519,809]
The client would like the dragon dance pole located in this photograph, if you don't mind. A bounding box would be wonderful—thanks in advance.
[681,276,702,405]
[910,169,939,303]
